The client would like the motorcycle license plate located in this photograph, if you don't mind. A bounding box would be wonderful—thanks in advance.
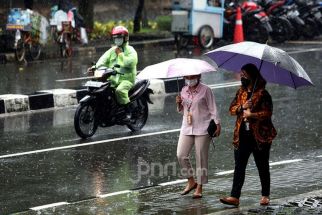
[85,81,105,88]
[315,12,321,19]
[293,10,299,17]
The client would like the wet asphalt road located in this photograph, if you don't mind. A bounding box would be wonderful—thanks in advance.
[0,42,322,214]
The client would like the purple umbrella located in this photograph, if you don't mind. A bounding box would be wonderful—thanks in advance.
[205,41,313,88]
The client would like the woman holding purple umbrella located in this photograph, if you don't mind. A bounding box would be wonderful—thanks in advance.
[220,63,277,207]
[176,74,221,199]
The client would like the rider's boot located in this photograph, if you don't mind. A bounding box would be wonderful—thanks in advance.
[123,102,134,123]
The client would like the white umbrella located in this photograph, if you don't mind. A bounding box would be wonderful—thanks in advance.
[137,58,216,80]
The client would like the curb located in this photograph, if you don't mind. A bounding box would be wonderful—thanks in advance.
[209,190,322,215]
[0,78,184,115]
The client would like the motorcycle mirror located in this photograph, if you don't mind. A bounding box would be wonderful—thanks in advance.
[114,64,120,68]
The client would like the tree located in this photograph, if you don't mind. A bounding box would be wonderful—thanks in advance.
[24,0,33,9]
[134,0,145,33]
[78,0,94,30]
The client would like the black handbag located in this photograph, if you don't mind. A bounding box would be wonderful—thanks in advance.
[207,119,217,137]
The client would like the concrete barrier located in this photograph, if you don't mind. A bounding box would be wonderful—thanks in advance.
[38,89,78,107]
[0,78,183,115]
[0,94,29,113]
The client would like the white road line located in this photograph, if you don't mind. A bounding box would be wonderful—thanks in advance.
[56,76,93,82]
[159,179,187,186]
[30,202,69,210]
[269,159,303,166]
[98,190,132,198]
[215,159,303,176]
[317,155,322,158]
[208,81,241,89]
[0,129,180,159]
[216,170,234,176]
[287,48,322,54]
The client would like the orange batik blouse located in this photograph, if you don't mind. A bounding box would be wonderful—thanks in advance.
[229,86,277,148]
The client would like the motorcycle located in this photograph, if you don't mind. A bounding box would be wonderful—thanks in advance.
[223,1,271,43]
[258,0,294,43]
[287,0,320,38]
[283,3,305,40]
[74,65,153,139]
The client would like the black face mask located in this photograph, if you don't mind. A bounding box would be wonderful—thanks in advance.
[241,77,251,88]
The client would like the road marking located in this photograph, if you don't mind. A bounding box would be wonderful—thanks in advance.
[159,179,187,186]
[269,159,303,166]
[56,76,93,82]
[0,129,180,159]
[30,202,69,210]
[215,159,303,176]
[288,48,322,54]
[317,155,322,158]
[216,170,234,176]
[208,81,241,89]
[98,190,132,198]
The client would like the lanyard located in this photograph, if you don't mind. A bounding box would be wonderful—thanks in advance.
[186,91,195,112]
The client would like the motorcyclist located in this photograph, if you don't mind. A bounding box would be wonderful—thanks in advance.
[89,26,138,121]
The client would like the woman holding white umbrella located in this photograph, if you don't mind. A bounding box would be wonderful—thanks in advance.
[176,73,221,199]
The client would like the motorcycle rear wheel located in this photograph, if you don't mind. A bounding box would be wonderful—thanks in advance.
[127,98,148,132]
[74,103,98,138]
[28,42,41,60]
[245,19,269,44]
[15,39,25,62]
[270,17,292,43]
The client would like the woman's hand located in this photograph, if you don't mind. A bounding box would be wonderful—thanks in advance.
[243,109,253,118]
[176,95,183,112]
[242,99,252,109]
[215,123,221,137]
[176,95,182,104]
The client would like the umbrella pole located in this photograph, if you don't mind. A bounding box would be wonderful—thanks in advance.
[250,60,264,98]
[176,77,180,95]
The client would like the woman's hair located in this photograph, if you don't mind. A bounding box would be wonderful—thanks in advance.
[241,63,266,88]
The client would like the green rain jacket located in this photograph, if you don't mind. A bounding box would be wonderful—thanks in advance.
[95,42,138,87]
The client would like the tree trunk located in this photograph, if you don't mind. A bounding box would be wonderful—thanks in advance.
[24,0,33,9]
[78,0,94,30]
[134,0,145,33]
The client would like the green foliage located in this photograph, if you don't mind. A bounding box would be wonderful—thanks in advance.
[90,20,134,40]
[90,17,171,39]
[155,15,171,31]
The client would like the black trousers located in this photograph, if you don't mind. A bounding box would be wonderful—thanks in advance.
[230,131,271,199]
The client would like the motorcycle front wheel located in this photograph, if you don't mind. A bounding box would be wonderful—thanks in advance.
[74,102,98,138]
[127,98,148,132]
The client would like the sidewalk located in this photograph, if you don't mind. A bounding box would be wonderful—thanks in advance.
[1,31,174,63]
[14,155,322,214]
[14,184,322,214]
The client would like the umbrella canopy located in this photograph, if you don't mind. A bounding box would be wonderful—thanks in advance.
[205,41,313,88]
[137,58,216,80]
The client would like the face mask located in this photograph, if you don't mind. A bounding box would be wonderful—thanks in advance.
[114,37,124,46]
[185,79,199,87]
[241,77,251,88]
